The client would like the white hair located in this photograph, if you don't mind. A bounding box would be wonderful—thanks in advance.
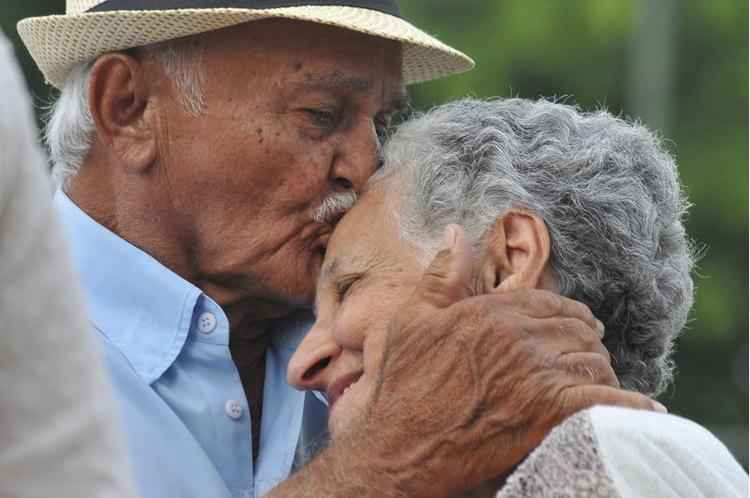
[44,38,207,189]
[374,98,697,397]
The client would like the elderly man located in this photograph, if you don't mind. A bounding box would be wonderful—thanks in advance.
[18,2,662,498]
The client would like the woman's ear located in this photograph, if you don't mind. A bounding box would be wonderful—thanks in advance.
[479,209,551,293]
[88,52,157,173]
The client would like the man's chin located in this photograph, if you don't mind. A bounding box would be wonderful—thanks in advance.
[278,278,318,309]
[285,253,325,306]
[261,257,321,308]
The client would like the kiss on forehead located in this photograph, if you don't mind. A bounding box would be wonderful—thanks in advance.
[12,1,746,498]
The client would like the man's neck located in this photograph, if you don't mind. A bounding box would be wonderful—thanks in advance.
[68,167,300,326]
[229,315,273,464]
[66,163,199,284]
[453,478,505,498]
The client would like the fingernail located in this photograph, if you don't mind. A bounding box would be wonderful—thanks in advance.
[597,320,605,339]
[442,225,457,250]
[653,401,668,413]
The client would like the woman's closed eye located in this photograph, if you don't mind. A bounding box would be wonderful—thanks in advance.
[334,275,361,301]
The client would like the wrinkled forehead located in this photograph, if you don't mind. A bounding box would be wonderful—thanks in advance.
[318,182,416,283]
[319,192,387,280]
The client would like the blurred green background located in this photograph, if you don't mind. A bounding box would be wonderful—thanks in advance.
[1,0,747,467]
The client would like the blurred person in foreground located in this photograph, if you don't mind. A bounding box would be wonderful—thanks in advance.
[19,2,664,497]
[289,98,749,497]
[0,29,136,498]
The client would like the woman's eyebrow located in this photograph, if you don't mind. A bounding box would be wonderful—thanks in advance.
[320,252,380,282]
[320,257,340,282]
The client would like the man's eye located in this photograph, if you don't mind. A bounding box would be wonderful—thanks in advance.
[304,108,338,129]
[375,116,391,144]
[375,124,388,144]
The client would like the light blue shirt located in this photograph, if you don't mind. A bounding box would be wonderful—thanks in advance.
[54,191,328,498]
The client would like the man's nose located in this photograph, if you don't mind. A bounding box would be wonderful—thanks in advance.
[330,119,380,193]
[287,323,342,392]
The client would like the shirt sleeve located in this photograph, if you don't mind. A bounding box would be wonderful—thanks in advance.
[590,405,749,498]
[494,407,621,498]
[494,405,747,498]
[0,30,138,498]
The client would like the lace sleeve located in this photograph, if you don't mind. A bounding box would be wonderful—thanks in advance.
[494,409,620,498]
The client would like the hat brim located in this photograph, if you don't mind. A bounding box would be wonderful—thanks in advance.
[17,6,474,88]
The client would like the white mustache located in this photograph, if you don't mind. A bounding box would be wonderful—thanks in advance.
[312,192,358,224]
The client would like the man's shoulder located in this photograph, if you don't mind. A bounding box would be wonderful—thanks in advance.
[94,329,151,392]
[93,331,233,498]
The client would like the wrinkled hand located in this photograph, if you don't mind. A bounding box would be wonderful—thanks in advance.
[356,225,662,498]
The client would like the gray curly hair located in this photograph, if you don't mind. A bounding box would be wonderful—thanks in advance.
[374,98,696,396]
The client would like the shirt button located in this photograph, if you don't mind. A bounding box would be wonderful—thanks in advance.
[198,311,217,334]
[225,400,243,420]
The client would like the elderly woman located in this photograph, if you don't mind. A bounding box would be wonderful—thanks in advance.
[288,98,747,497]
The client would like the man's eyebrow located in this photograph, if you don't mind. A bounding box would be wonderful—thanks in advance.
[294,72,373,93]
[292,73,409,111]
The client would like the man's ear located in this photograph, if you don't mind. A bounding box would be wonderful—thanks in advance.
[479,209,551,293]
[88,52,156,173]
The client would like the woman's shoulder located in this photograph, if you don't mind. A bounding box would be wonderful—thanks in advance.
[496,406,618,498]
[585,405,747,498]
[496,406,748,498]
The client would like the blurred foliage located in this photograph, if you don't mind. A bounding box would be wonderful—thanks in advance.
[1,0,747,467]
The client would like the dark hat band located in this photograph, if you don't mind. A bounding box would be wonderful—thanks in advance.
[87,0,401,18]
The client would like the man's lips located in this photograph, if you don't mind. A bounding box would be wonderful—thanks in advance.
[312,231,331,254]
[326,371,363,409]
[316,231,331,246]
[305,222,333,252]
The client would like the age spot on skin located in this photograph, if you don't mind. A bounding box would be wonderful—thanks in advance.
[293,61,303,72]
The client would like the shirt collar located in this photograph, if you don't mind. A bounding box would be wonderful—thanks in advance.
[54,190,202,384]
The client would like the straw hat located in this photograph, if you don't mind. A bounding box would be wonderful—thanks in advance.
[17,0,475,89]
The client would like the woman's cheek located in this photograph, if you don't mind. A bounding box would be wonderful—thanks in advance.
[332,296,371,349]
[335,285,402,348]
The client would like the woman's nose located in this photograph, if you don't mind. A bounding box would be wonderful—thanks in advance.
[287,323,342,391]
